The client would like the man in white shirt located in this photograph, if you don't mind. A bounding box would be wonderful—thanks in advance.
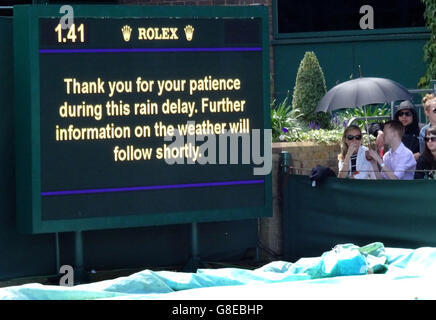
[367,120,416,180]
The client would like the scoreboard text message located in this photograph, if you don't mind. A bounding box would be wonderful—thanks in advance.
[36,15,267,223]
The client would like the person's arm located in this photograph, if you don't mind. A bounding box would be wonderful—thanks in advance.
[391,152,417,180]
[367,149,398,180]
[369,159,383,179]
[338,159,349,178]
[381,163,399,180]
[382,153,416,180]
[337,144,357,178]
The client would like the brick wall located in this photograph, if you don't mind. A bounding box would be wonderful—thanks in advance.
[273,142,341,176]
[118,0,274,94]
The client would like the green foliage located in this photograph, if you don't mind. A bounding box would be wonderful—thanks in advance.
[282,127,374,146]
[292,128,343,144]
[270,91,344,144]
[339,104,390,129]
[418,0,436,88]
[292,51,331,128]
[270,92,304,142]
[273,122,343,144]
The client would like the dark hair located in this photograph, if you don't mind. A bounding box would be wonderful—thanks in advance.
[394,105,419,136]
[422,126,436,170]
[384,119,405,138]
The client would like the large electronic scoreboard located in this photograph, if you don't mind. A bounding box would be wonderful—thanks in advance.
[14,5,271,234]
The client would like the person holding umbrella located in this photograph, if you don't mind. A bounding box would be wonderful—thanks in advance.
[367,120,416,180]
[337,125,376,179]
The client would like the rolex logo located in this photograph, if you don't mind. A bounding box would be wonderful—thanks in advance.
[121,25,132,42]
[184,25,194,41]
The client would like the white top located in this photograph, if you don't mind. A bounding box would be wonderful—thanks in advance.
[338,145,376,179]
[382,142,416,180]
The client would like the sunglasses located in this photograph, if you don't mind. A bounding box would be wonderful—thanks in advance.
[424,136,436,143]
[347,135,362,141]
[398,111,412,117]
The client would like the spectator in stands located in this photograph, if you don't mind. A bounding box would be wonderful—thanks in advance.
[368,100,420,159]
[395,100,420,158]
[337,125,375,179]
[419,94,436,154]
[367,120,416,180]
[414,125,436,179]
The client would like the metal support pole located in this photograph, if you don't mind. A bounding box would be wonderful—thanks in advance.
[74,231,87,284]
[256,218,260,263]
[190,222,200,271]
[191,222,199,261]
[55,233,60,273]
[280,151,290,174]
[183,222,201,272]
[391,101,394,120]
[74,231,83,268]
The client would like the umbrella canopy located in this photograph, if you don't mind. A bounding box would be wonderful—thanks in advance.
[316,77,412,112]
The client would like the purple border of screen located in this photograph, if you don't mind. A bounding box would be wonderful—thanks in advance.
[39,47,262,54]
[41,179,265,196]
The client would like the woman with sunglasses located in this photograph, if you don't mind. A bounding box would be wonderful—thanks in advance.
[414,125,436,179]
[338,125,375,179]
[419,94,436,154]
[393,100,420,159]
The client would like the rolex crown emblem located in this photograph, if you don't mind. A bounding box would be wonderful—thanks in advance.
[184,25,194,41]
[121,25,132,42]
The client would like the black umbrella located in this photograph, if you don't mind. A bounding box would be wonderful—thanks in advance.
[316,77,412,146]
[316,77,412,112]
